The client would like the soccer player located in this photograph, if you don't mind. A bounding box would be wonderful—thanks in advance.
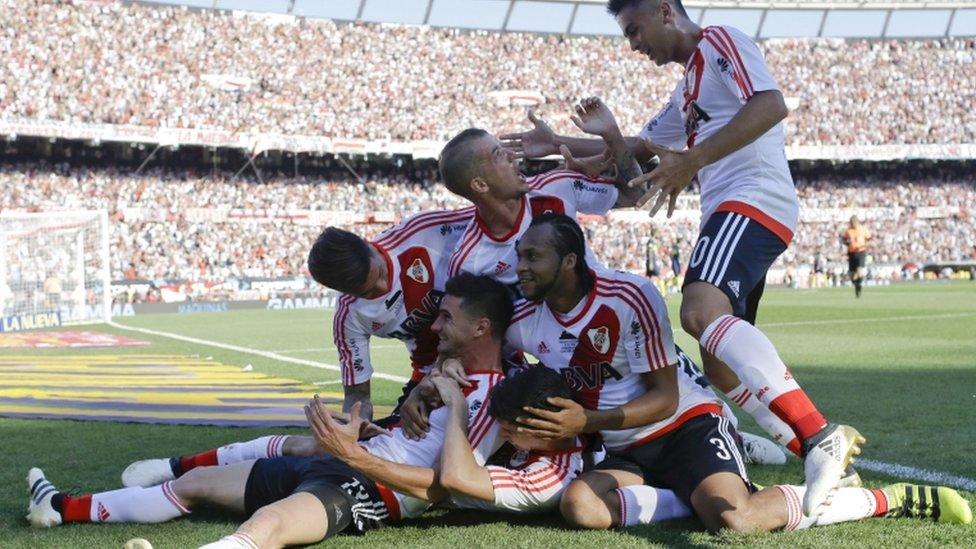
[506,213,971,532]
[502,0,862,515]
[120,218,477,488]
[442,98,642,291]
[842,216,872,297]
[433,100,786,467]
[25,274,510,547]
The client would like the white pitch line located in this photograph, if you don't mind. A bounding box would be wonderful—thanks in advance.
[109,321,976,491]
[759,311,976,329]
[855,459,976,492]
[274,344,403,353]
[107,320,410,384]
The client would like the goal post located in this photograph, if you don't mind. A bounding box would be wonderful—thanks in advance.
[0,210,112,331]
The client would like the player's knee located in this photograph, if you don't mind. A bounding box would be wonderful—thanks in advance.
[559,481,612,530]
[679,303,710,338]
[243,506,288,548]
[712,507,757,534]
[170,467,210,505]
[282,435,324,458]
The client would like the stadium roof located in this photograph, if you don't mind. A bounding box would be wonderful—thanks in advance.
[136,0,976,38]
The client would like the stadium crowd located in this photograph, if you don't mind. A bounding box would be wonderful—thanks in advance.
[3,162,973,295]
[2,1,975,146]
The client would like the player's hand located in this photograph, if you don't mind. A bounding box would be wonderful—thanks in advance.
[560,145,614,179]
[305,395,362,460]
[430,374,464,408]
[515,397,587,440]
[628,139,702,218]
[439,357,472,388]
[570,97,622,140]
[399,377,441,440]
[500,109,558,159]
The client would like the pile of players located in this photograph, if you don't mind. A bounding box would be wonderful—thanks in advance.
[26,1,971,546]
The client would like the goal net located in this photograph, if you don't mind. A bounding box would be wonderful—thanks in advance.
[0,210,111,331]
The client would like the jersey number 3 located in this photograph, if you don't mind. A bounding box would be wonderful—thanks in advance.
[709,437,733,461]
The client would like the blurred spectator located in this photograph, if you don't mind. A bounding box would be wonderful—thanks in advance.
[1,1,973,146]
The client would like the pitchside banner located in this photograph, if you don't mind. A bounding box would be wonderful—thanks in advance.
[1,312,62,333]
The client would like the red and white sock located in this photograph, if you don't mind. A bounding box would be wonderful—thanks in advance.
[59,481,189,523]
[179,435,288,474]
[615,485,692,527]
[725,383,801,456]
[777,485,888,530]
[701,315,827,446]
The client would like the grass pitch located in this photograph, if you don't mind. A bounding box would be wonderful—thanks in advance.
[1,281,974,548]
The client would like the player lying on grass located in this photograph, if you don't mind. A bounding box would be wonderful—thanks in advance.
[504,0,867,515]
[503,213,971,532]
[25,274,512,546]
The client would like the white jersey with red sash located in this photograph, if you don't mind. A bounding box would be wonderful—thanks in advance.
[505,267,722,450]
[334,208,474,386]
[640,25,798,245]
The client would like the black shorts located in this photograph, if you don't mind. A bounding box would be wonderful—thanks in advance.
[594,414,749,506]
[848,251,866,273]
[684,211,787,324]
[244,456,391,533]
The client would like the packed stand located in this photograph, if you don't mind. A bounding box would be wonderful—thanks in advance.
[2,1,975,146]
[3,162,974,294]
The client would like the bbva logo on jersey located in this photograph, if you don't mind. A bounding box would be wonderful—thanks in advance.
[407,258,430,284]
[586,326,611,355]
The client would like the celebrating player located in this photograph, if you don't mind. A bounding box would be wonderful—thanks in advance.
[842,215,872,297]
[430,100,787,466]
[506,213,970,532]
[502,0,862,514]
[25,274,511,547]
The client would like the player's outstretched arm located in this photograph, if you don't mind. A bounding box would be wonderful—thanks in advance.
[566,97,646,208]
[431,376,495,502]
[500,109,646,161]
[305,397,446,502]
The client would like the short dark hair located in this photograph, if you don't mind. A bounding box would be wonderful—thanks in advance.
[488,366,574,423]
[528,212,594,291]
[439,128,489,198]
[607,0,687,18]
[443,272,514,341]
[307,227,372,294]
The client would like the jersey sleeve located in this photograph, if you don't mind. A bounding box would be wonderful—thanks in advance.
[703,26,779,101]
[483,458,573,512]
[638,97,686,151]
[526,170,618,215]
[621,277,679,373]
[333,295,372,386]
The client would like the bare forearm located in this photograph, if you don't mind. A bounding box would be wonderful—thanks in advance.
[558,135,647,160]
[582,367,679,432]
[687,90,787,171]
[342,446,446,502]
[343,381,373,421]
[604,132,644,208]
[439,400,494,502]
